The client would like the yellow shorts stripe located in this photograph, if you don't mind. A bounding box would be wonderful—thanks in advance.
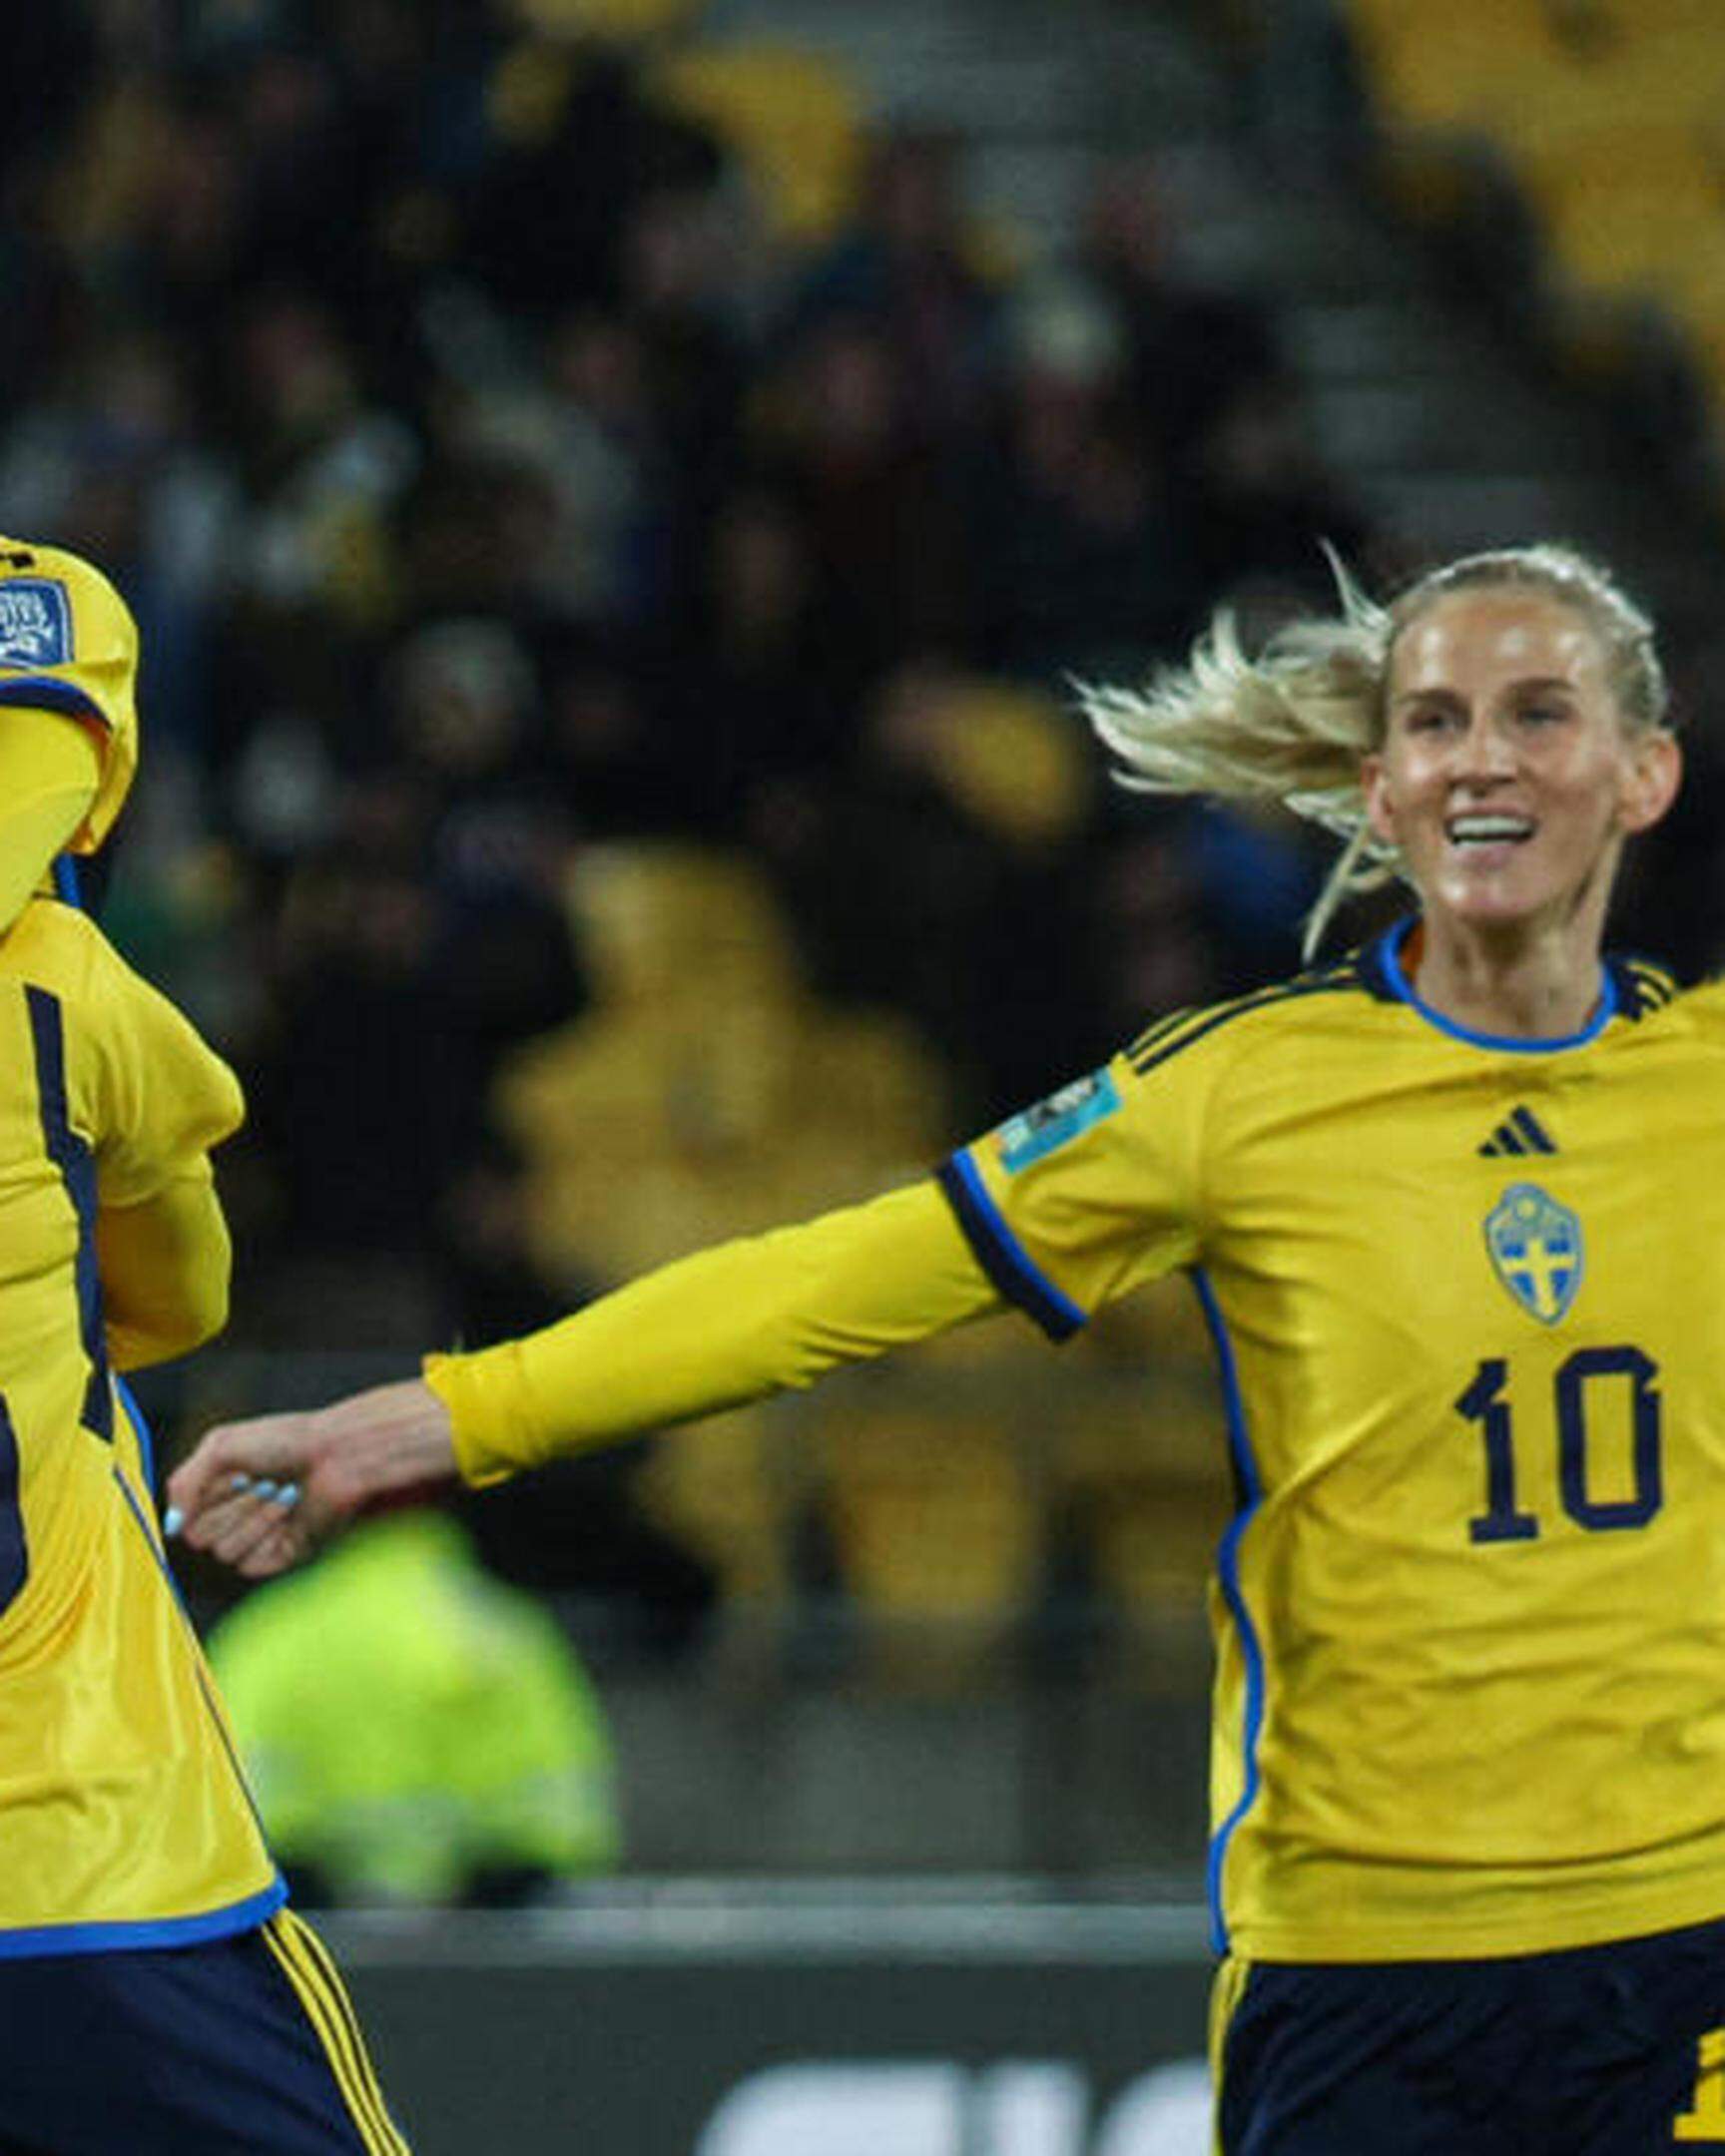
[1208,1954,1253,2156]
[274,1909,410,2156]
[262,1909,410,2155]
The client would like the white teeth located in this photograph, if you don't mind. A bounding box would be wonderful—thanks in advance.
[1448,816,1532,843]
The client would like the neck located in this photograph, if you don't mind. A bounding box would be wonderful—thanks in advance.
[1405,912,1608,1041]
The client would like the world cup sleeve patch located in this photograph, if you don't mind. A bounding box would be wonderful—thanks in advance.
[994,1069,1121,1173]
[0,581,72,669]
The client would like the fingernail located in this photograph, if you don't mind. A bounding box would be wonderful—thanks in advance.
[228,1473,253,1493]
[273,1483,300,1508]
[162,1506,184,1539]
[251,1479,279,1500]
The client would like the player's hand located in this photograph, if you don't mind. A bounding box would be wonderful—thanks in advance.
[164,1378,459,1578]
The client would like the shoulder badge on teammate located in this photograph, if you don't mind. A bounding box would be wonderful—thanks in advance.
[994,1068,1120,1174]
[0,581,73,670]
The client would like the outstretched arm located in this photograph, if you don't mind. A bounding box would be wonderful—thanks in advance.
[169,1178,998,1576]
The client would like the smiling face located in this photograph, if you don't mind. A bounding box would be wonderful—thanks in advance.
[1361,587,1681,945]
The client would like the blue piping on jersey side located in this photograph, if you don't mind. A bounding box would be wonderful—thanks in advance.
[111,1463,278,1856]
[1193,1266,1266,1957]
[0,1396,26,1613]
[115,1374,157,1499]
[112,1457,187,1621]
[51,855,81,906]
[25,986,112,1441]
[0,1878,287,1960]
[1379,919,1617,1052]
[934,1154,1087,1341]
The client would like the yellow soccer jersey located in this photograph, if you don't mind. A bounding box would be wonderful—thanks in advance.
[941,919,1725,1962]
[0,896,279,1951]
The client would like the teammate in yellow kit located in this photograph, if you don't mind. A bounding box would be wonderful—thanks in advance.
[0,541,407,2153]
[174,543,1725,2151]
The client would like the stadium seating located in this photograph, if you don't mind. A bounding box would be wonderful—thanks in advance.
[814,1401,1043,1689]
[1345,0,1725,429]
[651,41,867,241]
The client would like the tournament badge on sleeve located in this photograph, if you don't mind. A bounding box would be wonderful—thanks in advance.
[0,580,73,670]
[994,1069,1121,1174]
[1484,1183,1583,1325]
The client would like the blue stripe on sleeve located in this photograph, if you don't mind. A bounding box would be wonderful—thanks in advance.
[934,1152,1087,1342]
[0,677,105,727]
[26,986,112,1442]
[1193,1267,1267,1957]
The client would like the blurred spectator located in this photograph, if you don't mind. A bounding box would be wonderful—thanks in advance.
[218,284,419,630]
[240,716,583,1322]
[211,1508,621,1905]
[659,481,856,835]
[769,662,1099,1120]
[1185,382,1375,602]
[0,333,236,752]
[969,278,1199,679]
[458,36,724,323]
[453,303,673,624]
[791,126,1000,445]
[1069,154,1286,512]
[759,317,972,691]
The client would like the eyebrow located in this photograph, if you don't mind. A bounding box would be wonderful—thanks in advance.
[1390,674,1578,710]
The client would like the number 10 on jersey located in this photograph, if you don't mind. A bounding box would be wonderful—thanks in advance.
[1456,1346,1662,1542]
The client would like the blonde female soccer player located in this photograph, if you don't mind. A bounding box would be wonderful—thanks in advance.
[0,541,408,2154]
[175,544,1725,2152]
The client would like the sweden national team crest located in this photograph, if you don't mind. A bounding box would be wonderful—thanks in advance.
[1484,1183,1583,1325]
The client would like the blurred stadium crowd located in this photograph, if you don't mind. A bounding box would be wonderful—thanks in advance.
[11,1,1366,1327]
[16,0,1725,1746]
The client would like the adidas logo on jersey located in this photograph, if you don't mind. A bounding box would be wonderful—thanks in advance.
[1479,1106,1557,1158]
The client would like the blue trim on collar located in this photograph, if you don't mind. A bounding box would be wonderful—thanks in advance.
[1375,919,1617,1053]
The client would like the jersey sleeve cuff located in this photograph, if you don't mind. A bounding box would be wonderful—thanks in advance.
[423,1346,532,1487]
[934,1152,1087,1343]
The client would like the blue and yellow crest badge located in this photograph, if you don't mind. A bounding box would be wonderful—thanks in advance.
[1484,1183,1583,1325]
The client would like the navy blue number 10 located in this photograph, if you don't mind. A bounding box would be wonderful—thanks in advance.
[1457,1346,1662,1544]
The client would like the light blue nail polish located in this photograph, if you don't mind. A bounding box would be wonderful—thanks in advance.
[162,1506,184,1539]
[228,1473,253,1493]
[274,1483,300,1508]
[251,1479,279,1500]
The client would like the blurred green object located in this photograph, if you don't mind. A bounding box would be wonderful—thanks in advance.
[211,1510,620,1905]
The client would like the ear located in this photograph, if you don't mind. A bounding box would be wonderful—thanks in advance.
[1618,729,1681,836]
[1361,750,1399,849]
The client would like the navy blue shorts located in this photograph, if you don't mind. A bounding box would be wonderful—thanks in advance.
[0,1908,409,2155]
[1214,1912,1725,2154]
